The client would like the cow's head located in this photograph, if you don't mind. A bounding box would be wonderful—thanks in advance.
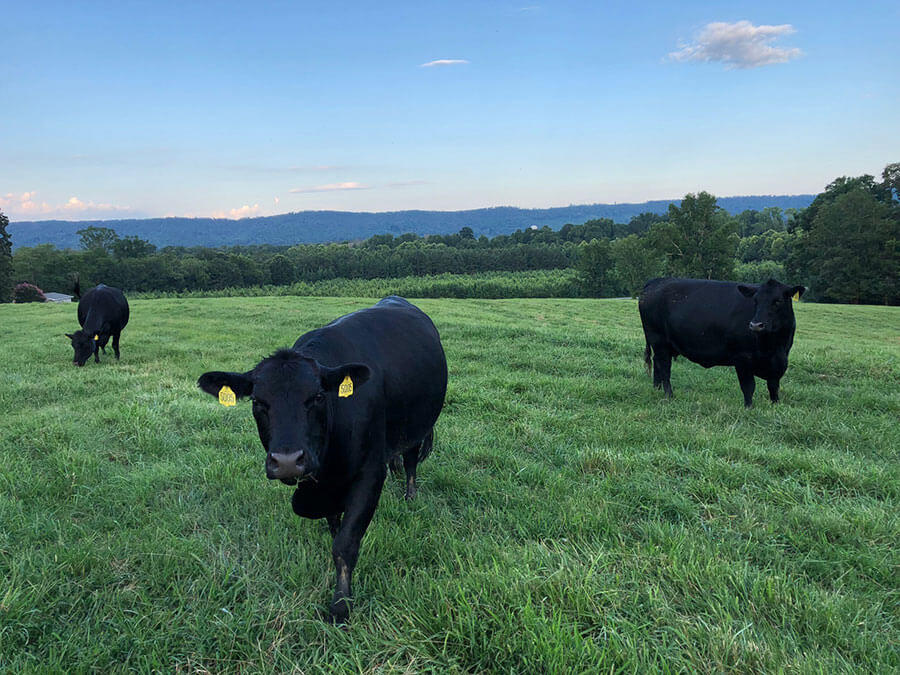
[198,350,370,485]
[66,330,97,366]
[737,279,805,334]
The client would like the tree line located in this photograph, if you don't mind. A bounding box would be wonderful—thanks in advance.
[2,163,897,304]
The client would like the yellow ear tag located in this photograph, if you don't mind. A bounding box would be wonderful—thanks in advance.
[218,386,237,407]
[94,334,99,341]
[792,292,800,302]
[338,375,354,398]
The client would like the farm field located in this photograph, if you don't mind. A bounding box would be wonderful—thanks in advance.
[1,296,898,672]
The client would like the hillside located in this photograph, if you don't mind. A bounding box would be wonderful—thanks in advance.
[8,195,814,249]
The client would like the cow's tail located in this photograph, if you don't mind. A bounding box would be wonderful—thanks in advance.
[644,342,652,377]
[418,428,435,464]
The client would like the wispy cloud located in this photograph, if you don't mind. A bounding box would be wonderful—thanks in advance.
[226,163,349,174]
[669,20,801,69]
[387,180,430,188]
[420,59,470,68]
[1,190,134,220]
[290,182,371,194]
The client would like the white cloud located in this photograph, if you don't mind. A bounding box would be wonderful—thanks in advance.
[669,21,801,69]
[211,204,262,219]
[420,59,470,68]
[289,182,371,194]
[0,190,133,219]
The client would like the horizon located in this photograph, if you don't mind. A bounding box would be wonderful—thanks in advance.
[8,191,817,225]
[2,2,897,221]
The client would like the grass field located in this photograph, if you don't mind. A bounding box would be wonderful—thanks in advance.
[1,297,898,673]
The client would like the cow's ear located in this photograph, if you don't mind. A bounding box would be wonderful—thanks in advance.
[788,285,806,299]
[320,363,371,397]
[197,371,254,399]
[65,333,74,340]
[737,284,757,298]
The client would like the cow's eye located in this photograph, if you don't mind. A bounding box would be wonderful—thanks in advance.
[306,393,325,408]
[252,398,269,411]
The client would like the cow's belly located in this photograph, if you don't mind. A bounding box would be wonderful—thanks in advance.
[670,338,738,369]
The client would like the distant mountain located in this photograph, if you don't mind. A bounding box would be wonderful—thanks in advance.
[9,195,815,249]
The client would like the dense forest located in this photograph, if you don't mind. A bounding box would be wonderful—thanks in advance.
[9,195,815,249]
[4,164,897,304]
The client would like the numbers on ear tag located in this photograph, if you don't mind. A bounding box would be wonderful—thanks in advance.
[338,375,354,398]
[218,386,237,407]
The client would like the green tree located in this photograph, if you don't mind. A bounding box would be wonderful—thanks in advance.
[796,188,898,304]
[611,235,663,297]
[0,211,13,302]
[77,226,120,254]
[576,238,613,296]
[647,192,738,279]
[268,254,295,285]
[0,210,12,302]
[112,235,156,258]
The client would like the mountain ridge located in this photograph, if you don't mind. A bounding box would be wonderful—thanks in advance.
[9,194,815,249]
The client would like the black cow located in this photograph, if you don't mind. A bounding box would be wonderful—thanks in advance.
[66,282,130,367]
[639,278,805,407]
[197,296,447,622]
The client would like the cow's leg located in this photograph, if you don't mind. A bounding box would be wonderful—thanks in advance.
[767,378,780,403]
[326,513,342,538]
[329,465,386,623]
[112,332,121,360]
[94,342,101,363]
[735,365,756,408]
[403,429,433,500]
[388,453,403,476]
[652,345,673,398]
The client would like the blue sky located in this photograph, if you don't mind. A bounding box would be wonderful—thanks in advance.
[1,1,897,221]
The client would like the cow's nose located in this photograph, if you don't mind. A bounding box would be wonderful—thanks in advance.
[266,450,306,478]
[749,321,765,332]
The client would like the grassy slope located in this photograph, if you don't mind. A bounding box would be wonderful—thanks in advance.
[1,297,897,673]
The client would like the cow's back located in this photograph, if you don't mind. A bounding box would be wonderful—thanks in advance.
[78,284,130,332]
[294,297,447,448]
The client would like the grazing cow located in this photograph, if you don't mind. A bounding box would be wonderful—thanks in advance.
[639,278,805,407]
[197,296,447,622]
[66,282,130,367]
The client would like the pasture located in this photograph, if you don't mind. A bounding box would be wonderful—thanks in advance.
[1,297,898,672]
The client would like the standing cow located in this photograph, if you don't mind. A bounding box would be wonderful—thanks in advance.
[66,282,130,367]
[639,278,805,407]
[197,296,447,622]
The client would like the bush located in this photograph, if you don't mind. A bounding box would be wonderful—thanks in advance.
[13,282,47,303]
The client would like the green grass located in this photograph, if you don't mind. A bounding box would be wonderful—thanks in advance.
[1,297,898,673]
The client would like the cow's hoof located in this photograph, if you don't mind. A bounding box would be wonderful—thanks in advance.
[328,601,350,626]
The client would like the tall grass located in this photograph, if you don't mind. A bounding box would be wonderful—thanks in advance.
[1,297,897,672]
